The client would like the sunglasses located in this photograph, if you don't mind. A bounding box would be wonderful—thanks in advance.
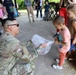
[8,24,19,27]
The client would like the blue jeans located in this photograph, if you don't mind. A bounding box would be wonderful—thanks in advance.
[68,39,76,52]
[36,6,42,18]
[68,44,76,52]
[45,12,49,20]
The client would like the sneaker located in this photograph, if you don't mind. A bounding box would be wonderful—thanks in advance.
[36,18,39,21]
[53,64,63,69]
[68,58,73,60]
[33,20,35,22]
[39,18,43,20]
[65,58,67,60]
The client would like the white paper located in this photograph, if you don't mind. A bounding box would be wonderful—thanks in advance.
[31,34,54,55]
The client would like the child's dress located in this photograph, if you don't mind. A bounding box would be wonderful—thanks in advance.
[59,27,71,53]
[58,27,71,66]
[0,8,3,18]
[0,3,3,18]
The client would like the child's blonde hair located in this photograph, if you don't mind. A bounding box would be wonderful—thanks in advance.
[67,5,76,13]
[67,5,76,37]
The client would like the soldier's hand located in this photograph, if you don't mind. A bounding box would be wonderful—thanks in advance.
[39,43,47,48]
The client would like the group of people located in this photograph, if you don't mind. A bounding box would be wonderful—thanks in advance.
[24,0,76,71]
[52,0,76,70]
[0,0,19,35]
[24,0,59,22]
[0,0,76,75]
[24,0,44,22]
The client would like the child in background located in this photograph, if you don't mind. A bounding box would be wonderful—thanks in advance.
[66,5,76,59]
[52,15,71,69]
[72,19,76,46]
[44,0,50,21]
[0,1,3,18]
[67,5,76,33]
[71,19,76,49]
[0,1,3,36]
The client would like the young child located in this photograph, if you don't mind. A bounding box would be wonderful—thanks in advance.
[52,15,71,69]
[66,5,76,59]
[53,0,68,38]
[44,1,50,21]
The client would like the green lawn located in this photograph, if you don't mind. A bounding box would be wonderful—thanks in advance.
[48,0,60,3]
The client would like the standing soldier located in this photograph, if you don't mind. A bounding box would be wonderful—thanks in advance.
[0,18,47,75]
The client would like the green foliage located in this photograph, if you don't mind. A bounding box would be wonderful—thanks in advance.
[48,0,60,3]
[16,0,25,9]
[16,0,34,10]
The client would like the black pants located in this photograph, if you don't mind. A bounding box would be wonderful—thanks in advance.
[45,12,49,20]
[36,6,42,18]
[8,12,14,18]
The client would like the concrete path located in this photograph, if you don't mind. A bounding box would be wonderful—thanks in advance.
[16,11,76,75]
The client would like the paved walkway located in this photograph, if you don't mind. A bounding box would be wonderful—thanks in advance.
[16,11,76,75]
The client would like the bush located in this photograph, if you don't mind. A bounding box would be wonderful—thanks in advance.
[19,1,25,9]
[17,0,25,9]
[16,0,34,10]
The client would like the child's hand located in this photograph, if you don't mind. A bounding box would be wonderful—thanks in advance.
[61,41,67,46]
[54,38,59,44]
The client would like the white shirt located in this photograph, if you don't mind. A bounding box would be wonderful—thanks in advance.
[74,0,76,3]
[40,0,42,6]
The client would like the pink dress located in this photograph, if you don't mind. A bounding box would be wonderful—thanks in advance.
[59,27,71,53]
[0,8,3,18]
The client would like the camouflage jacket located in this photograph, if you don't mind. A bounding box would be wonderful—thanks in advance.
[0,32,38,75]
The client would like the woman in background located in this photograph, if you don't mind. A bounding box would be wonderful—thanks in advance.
[24,0,35,22]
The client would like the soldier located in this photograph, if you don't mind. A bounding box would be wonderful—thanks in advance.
[0,18,47,75]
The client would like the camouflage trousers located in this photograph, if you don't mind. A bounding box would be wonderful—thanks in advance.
[1,41,38,75]
[3,51,38,75]
[1,60,35,75]
[11,63,35,75]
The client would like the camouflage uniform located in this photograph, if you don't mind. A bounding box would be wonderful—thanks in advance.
[0,32,38,75]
